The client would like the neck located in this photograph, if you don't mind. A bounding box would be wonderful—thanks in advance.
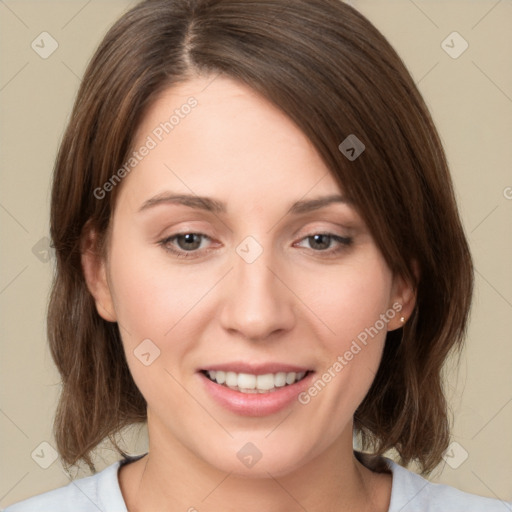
[119,417,391,512]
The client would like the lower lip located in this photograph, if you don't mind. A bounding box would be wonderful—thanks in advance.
[199,371,314,416]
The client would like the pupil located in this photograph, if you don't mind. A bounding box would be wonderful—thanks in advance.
[311,234,330,250]
[180,233,201,250]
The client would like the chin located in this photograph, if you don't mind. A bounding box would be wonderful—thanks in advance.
[195,434,316,479]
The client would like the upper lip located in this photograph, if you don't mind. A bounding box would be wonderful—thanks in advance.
[200,362,313,375]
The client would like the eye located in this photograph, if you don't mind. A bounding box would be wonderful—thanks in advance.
[159,231,353,260]
[159,232,212,258]
[295,233,353,255]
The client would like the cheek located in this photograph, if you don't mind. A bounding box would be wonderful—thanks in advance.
[107,243,207,343]
[299,255,393,408]
[304,255,393,349]
[105,238,222,396]
[106,246,197,411]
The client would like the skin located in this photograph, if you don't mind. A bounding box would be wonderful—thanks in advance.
[82,75,416,512]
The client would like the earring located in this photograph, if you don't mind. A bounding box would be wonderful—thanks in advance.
[400,316,406,324]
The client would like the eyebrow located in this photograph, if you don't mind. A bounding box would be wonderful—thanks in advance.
[138,192,349,215]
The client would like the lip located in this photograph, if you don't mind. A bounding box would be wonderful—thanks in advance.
[198,364,315,417]
[201,362,311,375]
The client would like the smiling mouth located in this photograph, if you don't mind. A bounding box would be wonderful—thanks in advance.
[201,370,311,394]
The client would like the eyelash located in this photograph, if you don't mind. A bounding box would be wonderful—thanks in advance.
[158,232,353,259]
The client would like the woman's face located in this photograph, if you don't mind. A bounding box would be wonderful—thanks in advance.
[86,76,411,477]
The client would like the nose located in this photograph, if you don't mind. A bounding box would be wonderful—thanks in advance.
[219,244,296,342]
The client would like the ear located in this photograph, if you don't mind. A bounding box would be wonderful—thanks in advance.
[387,260,419,331]
[80,225,117,322]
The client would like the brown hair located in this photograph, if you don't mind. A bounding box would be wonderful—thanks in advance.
[48,0,473,475]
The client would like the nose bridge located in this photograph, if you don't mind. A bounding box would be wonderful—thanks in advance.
[219,235,295,339]
[235,238,277,299]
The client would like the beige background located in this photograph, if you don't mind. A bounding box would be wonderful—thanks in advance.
[1,0,511,507]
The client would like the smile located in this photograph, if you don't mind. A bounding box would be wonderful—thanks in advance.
[199,363,315,416]
[202,370,309,393]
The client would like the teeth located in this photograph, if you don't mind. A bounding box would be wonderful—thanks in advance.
[274,372,287,387]
[225,371,238,387]
[256,374,274,390]
[238,373,256,389]
[205,370,308,393]
[285,372,296,385]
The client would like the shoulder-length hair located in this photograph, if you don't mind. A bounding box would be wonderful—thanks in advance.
[48,0,473,474]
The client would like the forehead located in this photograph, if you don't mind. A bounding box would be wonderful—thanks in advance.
[115,75,344,215]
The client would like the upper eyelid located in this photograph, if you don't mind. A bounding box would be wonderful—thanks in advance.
[158,218,356,237]
[161,227,351,240]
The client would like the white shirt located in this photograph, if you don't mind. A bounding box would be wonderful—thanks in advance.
[3,455,510,511]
